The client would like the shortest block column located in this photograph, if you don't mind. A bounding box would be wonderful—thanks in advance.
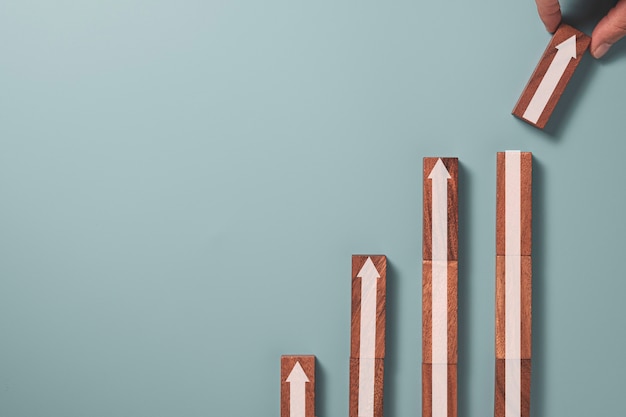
[281,355,316,417]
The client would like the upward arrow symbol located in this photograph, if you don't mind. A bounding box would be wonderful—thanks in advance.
[523,35,577,124]
[428,159,451,417]
[286,361,309,417]
[429,159,451,262]
[357,257,380,417]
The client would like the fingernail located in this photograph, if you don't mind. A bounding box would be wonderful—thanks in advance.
[592,43,611,59]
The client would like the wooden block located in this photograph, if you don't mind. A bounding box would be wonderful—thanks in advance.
[494,359,531,417]
[351,255,387,359]
[422,261,458,364]
[349,357,384,417]
[281,355,316,417]
[512,24,590,129]
[423,158,458,261]
[495,256,532,360]
[496,152,532,257]
[422,363,458,417]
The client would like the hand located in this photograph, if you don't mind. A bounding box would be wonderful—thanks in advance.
[535,0,626,58]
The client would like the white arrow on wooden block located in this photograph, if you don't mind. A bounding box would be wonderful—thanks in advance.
[286,361,309,417]
[429,159,451,417]
[358,257,380,417]
[522,35,577,124]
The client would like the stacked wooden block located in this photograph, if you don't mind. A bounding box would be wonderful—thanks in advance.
[494,152,532,417]
[349,255,387,417]
[280,355,316,417]
[422,158,459,417]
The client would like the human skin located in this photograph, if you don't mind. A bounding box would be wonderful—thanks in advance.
[535,0,626,58]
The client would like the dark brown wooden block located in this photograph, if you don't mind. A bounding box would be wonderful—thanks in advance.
[281,355,315,417]
[494,359,531,417]
[351,255,387,359]
[512,24,590,129]
[495,256,532,360]
[496,152,532,257]
[349,357,384,417]
[422,363,458,417]
[422,261,458,364]
[423,158,458,261]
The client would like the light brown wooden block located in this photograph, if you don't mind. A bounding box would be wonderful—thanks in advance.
[281,355,315,417]
[349,357,384,417]
[496,152,532,257]
[422,363,458,417]
[351,255,387,359]
[495,256,532,360]
[422,261,458,364]
[494,359,531,417]
[423,158,458,261]
[512,24,590,129]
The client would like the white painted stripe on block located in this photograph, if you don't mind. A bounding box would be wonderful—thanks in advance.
[358,257,380,359]
[429,159,452,417]
[505,359,521,417]
[504,151,521,417]
[431,260,448,365]
[522,35,577,123]
[286,361,309,417]
[432,363,448,417]
[357,258,380,417]
[358,358,375,417]
[429,159,451,262]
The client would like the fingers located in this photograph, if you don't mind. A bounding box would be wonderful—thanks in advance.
[535,0,562,33]
[591,0,626,58]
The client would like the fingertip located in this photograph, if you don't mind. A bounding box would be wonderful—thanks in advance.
[591,42,611,59]
[543,19,561,34]
[591,0,626,58]
[536,0,562,32]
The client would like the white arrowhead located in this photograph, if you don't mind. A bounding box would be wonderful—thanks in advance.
[429,159,451,262]
[357,257,380,282]
[556,35,577,59]
[286,361,309,384]
[286,361,309,417]
[522,35,578,124]
[358,257,380,359]
[428,159,451,182]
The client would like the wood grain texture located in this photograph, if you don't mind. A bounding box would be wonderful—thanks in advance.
[422,363,458,417]
[494,359,531,417]
[495,256,532,359]
[349,357,384,417]
[351,255,387,359]
[496,152,532,256]
[423,157,458,261]
[512,24,590,129]
[281,355,315,417]
[422,261,458,364]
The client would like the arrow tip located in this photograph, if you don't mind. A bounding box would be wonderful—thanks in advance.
[556,35,577,59]
[428,158,451,180]
[357,257,380,280]
[286,361,309,383]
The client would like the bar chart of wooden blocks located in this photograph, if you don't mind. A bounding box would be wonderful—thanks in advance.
[279,152,532,417]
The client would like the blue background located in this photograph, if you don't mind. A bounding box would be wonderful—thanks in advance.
[1,1,625,416]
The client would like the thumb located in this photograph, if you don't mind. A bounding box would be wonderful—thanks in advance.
[591,0,626,58]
